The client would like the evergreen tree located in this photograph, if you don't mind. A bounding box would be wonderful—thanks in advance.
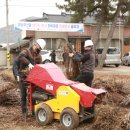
[56,0,130,68]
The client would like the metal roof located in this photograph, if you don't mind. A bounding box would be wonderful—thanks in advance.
[23,13,96,24]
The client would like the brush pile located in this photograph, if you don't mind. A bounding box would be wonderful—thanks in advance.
[0,69,130,129]
[0,69,17,104]
[90,75,130,130]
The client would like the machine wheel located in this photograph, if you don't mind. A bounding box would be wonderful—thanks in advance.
[60,108,79,130]
[35,103,53,125]
[115,64,119,67]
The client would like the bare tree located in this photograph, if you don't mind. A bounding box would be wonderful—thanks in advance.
[98,1,128,68]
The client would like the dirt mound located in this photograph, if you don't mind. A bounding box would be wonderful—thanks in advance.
[92,104,130,130]
[0,69,17,104]
[0,68,16,83]
[93,75,130,106]
[1,71,130,130]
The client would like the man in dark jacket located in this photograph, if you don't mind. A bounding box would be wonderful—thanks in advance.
[12,39,46,115]
[73,40,95,87]
[50,50,56,63]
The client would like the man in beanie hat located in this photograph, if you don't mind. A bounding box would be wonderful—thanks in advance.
[12,38,46,116]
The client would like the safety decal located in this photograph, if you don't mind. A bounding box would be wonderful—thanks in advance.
[46,84,53,90]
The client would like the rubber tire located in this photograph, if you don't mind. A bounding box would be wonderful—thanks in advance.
[35,103,53,125]
[115,64,119,67]
[60,108,79,130]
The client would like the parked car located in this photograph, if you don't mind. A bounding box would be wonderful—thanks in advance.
[97,47,121,67]
[122,52,130,66]
[0,43,7,48]
[41,50,51,64]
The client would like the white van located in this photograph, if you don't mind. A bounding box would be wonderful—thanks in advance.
[97,47,121,67]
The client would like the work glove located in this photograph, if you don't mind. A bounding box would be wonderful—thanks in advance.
[73,53,83,62]
[28,63,34,70]
[16,76,20,82]
[69,53,74,57]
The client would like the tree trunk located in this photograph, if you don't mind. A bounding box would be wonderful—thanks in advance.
[91,0,109,48]
[97,4,122,68]
[91,20,103,48]
[63,43,80,79]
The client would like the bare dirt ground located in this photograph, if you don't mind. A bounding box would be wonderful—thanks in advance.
[0,65,130,130]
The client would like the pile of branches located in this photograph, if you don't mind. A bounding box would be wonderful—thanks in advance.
[93,75,130,106]
[91,104,129,130]
[0,69,17,104]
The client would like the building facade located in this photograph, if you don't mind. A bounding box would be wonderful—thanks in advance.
[21,13,130,56]
[1,13,130,66]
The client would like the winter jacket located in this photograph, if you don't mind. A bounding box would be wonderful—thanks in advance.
[73,50,95,73]
[50,51,56,63]
[12,47,42,79]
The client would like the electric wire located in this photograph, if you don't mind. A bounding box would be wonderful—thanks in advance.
[0,4,56,7]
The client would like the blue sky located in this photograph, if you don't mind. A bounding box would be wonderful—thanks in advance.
[0,0,65,28]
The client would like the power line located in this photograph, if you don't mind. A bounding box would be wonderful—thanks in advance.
[11,0,54,2]
[9,0,61,2]
[8,5,56,7]
[0,4,56,7]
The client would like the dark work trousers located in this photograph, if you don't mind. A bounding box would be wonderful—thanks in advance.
[74,72,94,87]
[19,79,27,114]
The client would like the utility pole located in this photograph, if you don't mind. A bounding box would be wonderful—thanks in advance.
[6,0,10,68]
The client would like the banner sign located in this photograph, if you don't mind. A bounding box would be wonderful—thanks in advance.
[14,21,84,32]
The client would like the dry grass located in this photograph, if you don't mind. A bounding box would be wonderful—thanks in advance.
[0,68,16,83]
